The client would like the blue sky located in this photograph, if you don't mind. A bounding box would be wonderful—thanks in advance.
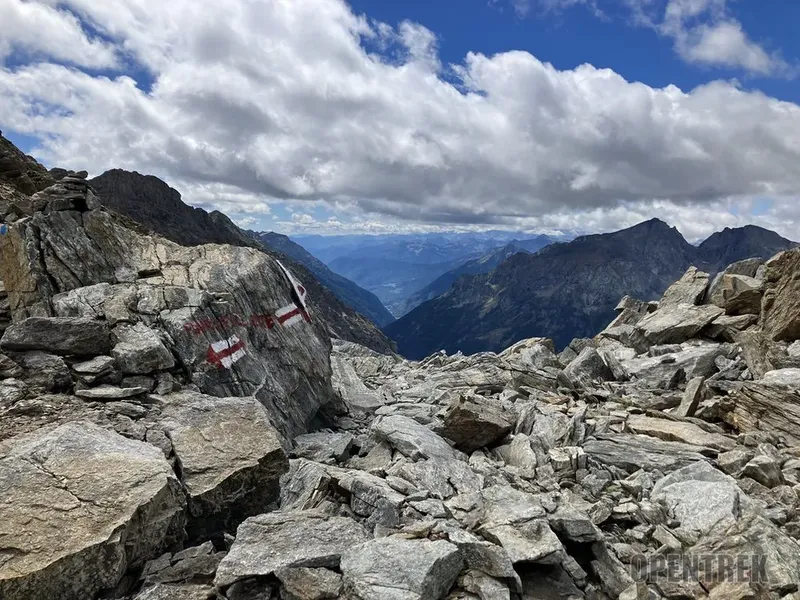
[1,0,799,241]
[350,1,800,104]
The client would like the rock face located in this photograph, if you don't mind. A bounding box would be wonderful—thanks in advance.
[214,511,369,589]
[89,168,395,352]
[0,422,186,600]
[761,248,800,342]
[0,180,339,440]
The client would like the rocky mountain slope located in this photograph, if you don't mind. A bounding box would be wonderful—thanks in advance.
[88,168,394,353]
[3,159,800,600]
[402,237,555,314]
[321,233,540,317]
[696,225,798,273]
[386,219,796,359]
[0,131,56,195]
[253,231,395,327]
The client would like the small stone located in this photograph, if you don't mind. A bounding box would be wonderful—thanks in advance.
[75,385,148,400]
[674,376,706,418]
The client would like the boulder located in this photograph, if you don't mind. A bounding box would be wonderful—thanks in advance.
[660,266,709,308]
[0,422,185,600]
[626,415,736,453]
[562,347,614,387]
[705,313,758,342]
[436,393,513,453]
[760,248,800,342]
[499,337,561,372]
[727,379,800,445]
[621,341,724,389]
[9,351,71,392]
[635,304,724,346]
[292,431,354,463]
[371,415,465,462]
[742,455,784,488]
[723,257,765,278]
[276,567,343,600]
[157,391,289,539]
[650,462,747,535]
[214,511,369,589]
[112,323,175,374]
[690,512,800,595]
[584,433,710,473]
[479,519,563,565]
[140,541,224,586]
[340,537,463,600]
[707,274,763,315]
[0,317,110,355]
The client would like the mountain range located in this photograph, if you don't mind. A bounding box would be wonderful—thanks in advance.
[401,236,554,314]
[313,233,558,316]
[384,218,797,359]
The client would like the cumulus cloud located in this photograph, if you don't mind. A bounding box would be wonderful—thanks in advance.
[660,0,789,75]
[0,0,799,240]
[0,0,118,68]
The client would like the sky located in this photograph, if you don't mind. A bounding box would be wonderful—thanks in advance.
[1,0,799,241]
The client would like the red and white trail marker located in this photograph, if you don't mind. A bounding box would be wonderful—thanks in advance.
[276,260,312,325]
[207,335,247,369]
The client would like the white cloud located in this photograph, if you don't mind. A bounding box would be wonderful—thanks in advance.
[235,216,258,228]
[658,0,789,75]
[0,0,118,68]
[0,0,799,240]
[291,213,316,225]
[677,21,778,75]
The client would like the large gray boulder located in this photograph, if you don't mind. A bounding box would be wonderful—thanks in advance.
[584,433,710,473]
[0,317,110,355]
[635,304,724,346]
[156,391,289,539]
[0,422,186,600]
[650,461,748,535]
[659,266,709,308]
[436,393,513,453]
[707,273,764,315]
[340,537,463,600]
[214,511,369,590]
[626,415,736,453]
[562,347,614,387]
[371,415,465,462]
[727,376,800,445]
